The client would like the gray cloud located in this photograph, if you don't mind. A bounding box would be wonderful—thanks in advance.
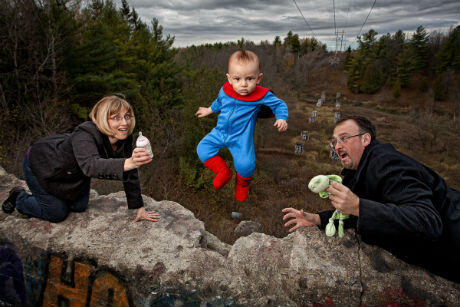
[118,0,460,48]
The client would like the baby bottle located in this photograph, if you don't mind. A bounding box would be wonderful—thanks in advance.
[136,132,153,158]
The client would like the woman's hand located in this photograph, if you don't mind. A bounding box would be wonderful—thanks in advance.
[132,207,160,223]
[195,107,213,118]
[282,208,320,232]
[124,148,152,171]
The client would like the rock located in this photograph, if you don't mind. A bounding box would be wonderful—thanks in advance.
[205,231,231,257]
[0,167,459,306]
[234,220,262,237]
[231,211,242,219]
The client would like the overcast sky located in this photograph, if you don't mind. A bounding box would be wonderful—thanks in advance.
[117,0,460,50]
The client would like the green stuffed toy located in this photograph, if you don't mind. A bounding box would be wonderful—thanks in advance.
[308,174,349,238]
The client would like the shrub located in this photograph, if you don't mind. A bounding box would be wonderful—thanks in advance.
[433,73,448,101]
[392,79,401,98]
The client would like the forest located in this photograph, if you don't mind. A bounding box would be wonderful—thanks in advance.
[1,0,459,243]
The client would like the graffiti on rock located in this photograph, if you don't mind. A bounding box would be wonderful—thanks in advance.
[29,220,53,234]
[0,241,27,305]
[42,255,132,306]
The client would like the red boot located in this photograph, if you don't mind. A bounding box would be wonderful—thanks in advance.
[204,156,232,190]
[235,173,252,201]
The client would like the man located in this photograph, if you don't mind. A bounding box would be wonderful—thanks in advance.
[283,115,460,282]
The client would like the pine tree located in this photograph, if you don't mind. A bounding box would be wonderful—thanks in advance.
[437,26,460,72]
[410,25,430,71]
[64,0,181,128]
[359,60,384,94]
[346,53,363,93]
[65,1,136,112]
[433,72,448,101]
[120,0,130,19]
[284,31,293,47]
[358,29,378,57]
[290,34,301,55]
[342,46,352,73]
[396,45,416,87]
[392,79,401,98]
[345,30,381,93]
[300,37,310,54]
[310,37,319,51]
[387,30,406,80]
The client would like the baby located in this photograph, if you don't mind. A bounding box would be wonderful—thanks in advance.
[196,50,288,201]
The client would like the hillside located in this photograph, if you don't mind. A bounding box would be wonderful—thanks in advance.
[142,54,460,244]
[2,0,458,244]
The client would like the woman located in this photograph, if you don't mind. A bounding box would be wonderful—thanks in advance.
[2,95,159,223]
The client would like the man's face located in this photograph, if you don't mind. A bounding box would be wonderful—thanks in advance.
[226,60,262,96]
[332,120,370,170]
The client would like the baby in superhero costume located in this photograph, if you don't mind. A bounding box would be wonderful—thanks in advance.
[196,50,288,201]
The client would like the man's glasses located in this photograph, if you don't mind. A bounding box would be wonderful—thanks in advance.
[330,133,365,147]
[109,114,132,122]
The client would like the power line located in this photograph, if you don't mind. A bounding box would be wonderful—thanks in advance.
[357,0,377,39]
[342,0,353,51]
[332,0,338,51]
[292,0,316,37]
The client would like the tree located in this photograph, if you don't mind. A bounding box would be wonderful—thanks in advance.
[358,29,378,57]
[345,29,384,93]
[432,72,448,101]
[300,37,310,54]
[410,26,430,71]
[392,78,401,98]
[342,46,353,73]
[65,1,136,112]
[284,31,293,47]
[120,0,130,19]
[437,26,460,72]
[360,60,384,94]
[310,37,319,51]
[396,45,416,87]
[346,53,364,93]
[0,0,77,134]
[387,30,406,80]
[290,34,301,55]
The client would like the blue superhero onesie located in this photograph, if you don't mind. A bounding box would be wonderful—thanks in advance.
[197,82,289,178]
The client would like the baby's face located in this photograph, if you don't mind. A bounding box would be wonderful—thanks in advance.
[226,60,262,96]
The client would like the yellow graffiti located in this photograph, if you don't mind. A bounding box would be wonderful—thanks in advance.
[42,255,129,307]
[90,272,130,307]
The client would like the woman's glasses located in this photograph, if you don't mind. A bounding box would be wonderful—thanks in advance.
[109,114,132,122]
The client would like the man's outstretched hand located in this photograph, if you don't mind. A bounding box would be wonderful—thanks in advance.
[282,208,320,232]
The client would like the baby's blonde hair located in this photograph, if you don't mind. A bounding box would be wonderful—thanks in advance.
[228,50,260,71]
[89,95,136,137]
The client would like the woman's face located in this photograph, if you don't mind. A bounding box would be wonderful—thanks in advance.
[107,108,132,143]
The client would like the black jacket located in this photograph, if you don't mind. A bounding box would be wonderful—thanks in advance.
[319,140,460,280]
[28,121,143,209]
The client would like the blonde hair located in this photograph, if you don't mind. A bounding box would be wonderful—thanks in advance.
[89,95,136,137]
[228,50,260,71]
